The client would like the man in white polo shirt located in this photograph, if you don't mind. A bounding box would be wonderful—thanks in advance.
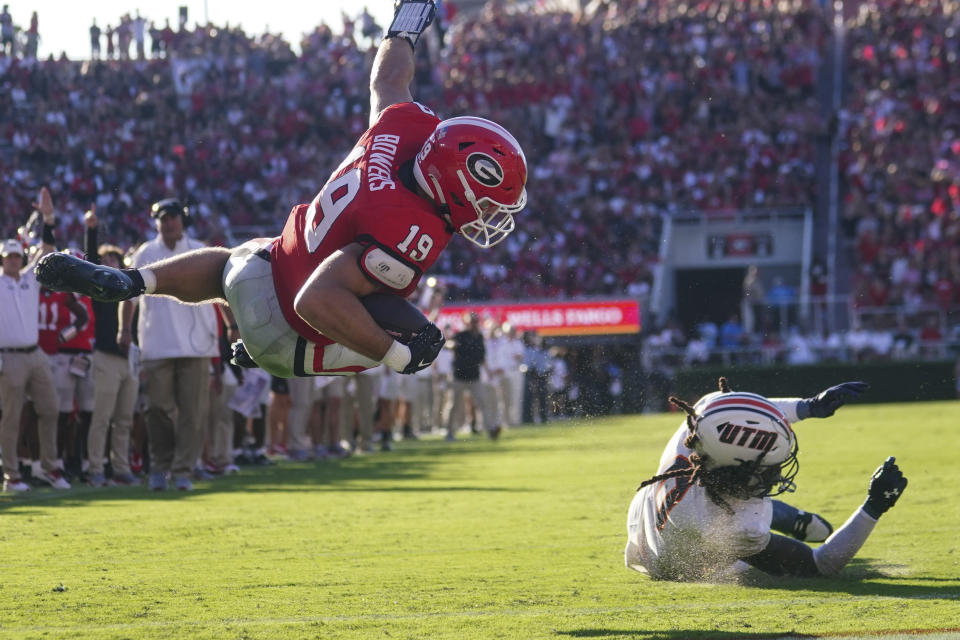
[119,199,222,492]
[0,187,69,492]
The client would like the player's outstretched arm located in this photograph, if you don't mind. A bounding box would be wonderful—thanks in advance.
[743,457,907,577]
[369,37,414,123]
[797,381,869,419]
[369,1,437,123]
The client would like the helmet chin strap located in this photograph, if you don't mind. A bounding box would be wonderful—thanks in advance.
[428,174,456,233]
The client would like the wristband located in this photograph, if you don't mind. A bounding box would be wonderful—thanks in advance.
[382,340,411,373]
[42,223,56,245]
[860,502,883,521]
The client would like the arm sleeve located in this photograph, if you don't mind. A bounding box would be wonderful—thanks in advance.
[85,226,100,265]
[770,398,803,424]
[811,508,878,576]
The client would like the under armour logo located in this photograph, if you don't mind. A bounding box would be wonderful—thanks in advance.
[884,488,900,499]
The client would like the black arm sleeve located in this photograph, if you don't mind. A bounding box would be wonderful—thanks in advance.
[742,533,821,577]
[84,226,100,265]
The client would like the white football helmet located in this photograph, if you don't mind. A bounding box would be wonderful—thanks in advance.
[688,390,799,497]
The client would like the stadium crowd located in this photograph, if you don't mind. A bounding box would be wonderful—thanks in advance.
[1,0,958,492]
[1,0,827,302]
[841,0,960,315]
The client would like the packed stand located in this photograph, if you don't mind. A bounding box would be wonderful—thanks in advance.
[431,0,825,299]
[1,0,827,304]
[841,0,960,332]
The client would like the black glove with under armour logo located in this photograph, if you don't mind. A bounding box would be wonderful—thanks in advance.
[797,381,869,419]
[402,323,444,375]
[862,456,907,519]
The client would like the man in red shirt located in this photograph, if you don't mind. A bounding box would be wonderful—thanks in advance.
[37,1,528,381]
[38,283,91,479]
[54,283,96,479]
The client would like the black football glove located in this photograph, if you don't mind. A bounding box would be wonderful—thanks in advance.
[401,323,444,374]
[797,381,868,419]
[862,456,907,519]
[388,0,437,49]
[230,339,259,369]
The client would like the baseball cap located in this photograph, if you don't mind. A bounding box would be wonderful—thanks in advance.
[150,198,186,219]
[1,239,24,257]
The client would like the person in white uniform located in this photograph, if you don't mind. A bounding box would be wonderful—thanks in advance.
[626,378,907,581]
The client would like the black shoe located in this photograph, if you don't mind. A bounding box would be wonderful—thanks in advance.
[380,431,394,452]
[790,511,834,542]
[401,424,418,440]
[252,453,274,466]
[35,252,143,302]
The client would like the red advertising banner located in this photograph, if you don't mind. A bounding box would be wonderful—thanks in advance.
[433,300,641,336]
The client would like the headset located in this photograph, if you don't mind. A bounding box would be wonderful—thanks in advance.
[150,198,193,228]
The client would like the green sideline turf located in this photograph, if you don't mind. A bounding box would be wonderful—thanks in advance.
[1,401,959,639]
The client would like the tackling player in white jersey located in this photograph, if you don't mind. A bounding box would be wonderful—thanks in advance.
[626,378,907,581]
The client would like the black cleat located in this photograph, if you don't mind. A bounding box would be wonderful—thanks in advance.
[35,252,143,302]
[790,511,834,542]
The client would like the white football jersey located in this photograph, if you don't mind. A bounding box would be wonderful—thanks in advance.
[625,396,803,580]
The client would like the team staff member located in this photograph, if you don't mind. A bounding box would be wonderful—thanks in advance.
[443,312,493,440]
[83,207,140,487]
[119,199,228,492]
[0,188,70,492]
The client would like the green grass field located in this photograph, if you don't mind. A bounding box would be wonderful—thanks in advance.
[2,401,959,639]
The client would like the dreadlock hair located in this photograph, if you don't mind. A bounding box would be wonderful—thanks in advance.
[634,377,765,514]
[637,451,739,514]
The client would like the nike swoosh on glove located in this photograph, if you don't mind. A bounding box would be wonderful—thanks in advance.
[402,323,444,374]
[798,381,869,419]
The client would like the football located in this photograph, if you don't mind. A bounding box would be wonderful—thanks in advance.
[360,292,430,345]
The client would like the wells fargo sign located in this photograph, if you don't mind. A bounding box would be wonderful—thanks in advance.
[433,300,640,336]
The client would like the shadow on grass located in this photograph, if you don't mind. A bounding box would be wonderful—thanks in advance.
[736,557,960,598]
[0,436,532,513]
[557,632,817,639]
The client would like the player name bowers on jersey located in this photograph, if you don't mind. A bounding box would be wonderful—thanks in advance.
[271,102,452,352]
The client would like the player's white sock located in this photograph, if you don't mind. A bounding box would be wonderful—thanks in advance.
[140,268,157,294]
[812,507,877,576]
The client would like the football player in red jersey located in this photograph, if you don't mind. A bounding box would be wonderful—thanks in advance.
[38,281,93,479]
[36,1,528,379]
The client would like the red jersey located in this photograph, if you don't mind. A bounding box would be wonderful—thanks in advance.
[38,289,76,355]
[59,295,95,353]
[272,102,452,346]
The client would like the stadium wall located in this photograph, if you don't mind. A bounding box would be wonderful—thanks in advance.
[671,360,956,404]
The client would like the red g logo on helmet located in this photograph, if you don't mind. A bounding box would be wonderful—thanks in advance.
[413,116,527,248]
